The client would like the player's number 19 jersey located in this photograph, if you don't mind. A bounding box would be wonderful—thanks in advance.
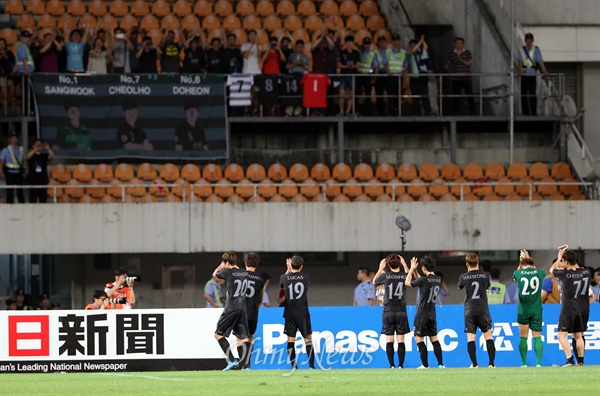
[280,272,310,319]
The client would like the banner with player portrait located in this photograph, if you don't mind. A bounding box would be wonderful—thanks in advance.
[30,74,228,159]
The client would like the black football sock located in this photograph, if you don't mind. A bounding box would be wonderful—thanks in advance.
[432,340,443,366]
[467,341,478,366]
[486,339,496,366]
[218,338,235,362]
[287,342,296,368]
[417,341,429,367]
[237,345,245,367]
[567,355,575,364]
[306,341,315,369]
[397,342,406,368]
[572,338,579,360]
[245,342,253,368]
[386,342,395,367]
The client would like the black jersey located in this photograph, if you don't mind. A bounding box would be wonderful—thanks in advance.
[174,121,206,150]
[245,271,266,322]
[116,121,147,148]
[216,268,249,312]
[412,274,442,317]
[577,268,592,315]
[374,272,407,313]
[554,268,588,316]
[458,270,491,316]
[280,272,310,318]
[257,75,280,106]
[279,74,302,107]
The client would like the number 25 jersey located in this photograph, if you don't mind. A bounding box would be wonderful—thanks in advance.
[280,272,311,318]
[458,270,491,316]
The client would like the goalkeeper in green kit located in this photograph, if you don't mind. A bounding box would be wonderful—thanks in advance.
[513,250,545,367]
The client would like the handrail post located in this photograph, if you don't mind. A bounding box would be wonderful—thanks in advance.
[439,74,443,116]
[479,73,483,116]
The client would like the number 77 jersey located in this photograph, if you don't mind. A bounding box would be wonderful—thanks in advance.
[513,268,545,315]
[280,272,311,319]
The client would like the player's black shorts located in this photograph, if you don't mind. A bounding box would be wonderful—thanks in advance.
[284,316,312,338]
[558,314,584,333]
[413,313,438,337]
[381,311,410,336]
[582,312,589,331]
[247,319,258,336]
[215,309,249,339]
[464,314,493,334]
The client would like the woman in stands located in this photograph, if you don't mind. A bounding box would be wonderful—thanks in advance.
[87,37,111,75]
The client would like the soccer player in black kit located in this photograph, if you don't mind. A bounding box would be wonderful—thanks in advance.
[373,254,410,369]
[280,255,315,370]
[212,252,250,371]
[457,253,496,368]
[405,255,445,369]
[242,252,266,370]
[550,248,588,366]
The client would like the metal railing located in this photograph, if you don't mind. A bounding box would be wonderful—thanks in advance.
[0,179,594,203]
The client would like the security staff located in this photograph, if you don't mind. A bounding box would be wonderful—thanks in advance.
[385,33,409,116]
[488,268,506,304]
[0,131,27,203]
[356,37,379,116]
[517,33,549,115]
[16,30,35,75]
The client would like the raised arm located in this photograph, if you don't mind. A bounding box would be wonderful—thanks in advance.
[405,257,419,286]
[373,259,387,284]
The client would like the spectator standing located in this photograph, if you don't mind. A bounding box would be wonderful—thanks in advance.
[64,25,90,73]
[357,37,378,116]
[517,33,549,115]
[374,35,389,116]
[241,30,261,75]
[408,35,433,116]
[225,33,243,74]
[311,28,334,74]
[128,29,141,73]
[353,268,376,306]
[446,37,475,115]
[14,290,33,310]
[261,272,272,307]
[37,294,51,310]
[337,35,361,116]
[136,36,161,74]
[111,28,132,73]
[160,29,182,73]
[87,37,110,74]
[0,131,27,203]
[262,37,285,75]
[488,268,506,304]
[15,31,35,76]
[38,32,63,73]
[206,38,228,74]
[279,33,294,74]
[26,139,53,203]
[183,35,206,74]
[286,40,310,78]
[204,277,225,308]
[0,38,17,114]
[51,302,61,310]
[592,268,600,304]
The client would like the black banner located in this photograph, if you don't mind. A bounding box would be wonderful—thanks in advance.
[30,74,228,159]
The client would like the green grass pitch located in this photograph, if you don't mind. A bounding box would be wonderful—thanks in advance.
[2,367,599,395]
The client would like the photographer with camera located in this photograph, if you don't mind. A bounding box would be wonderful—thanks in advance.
[26,139,54,203]
[104,268,137,309]
[85,290,110,310]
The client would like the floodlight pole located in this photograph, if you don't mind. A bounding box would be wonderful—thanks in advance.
[400,229,406,252]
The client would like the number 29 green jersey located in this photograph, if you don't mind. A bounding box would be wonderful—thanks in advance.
[513,268,546,315]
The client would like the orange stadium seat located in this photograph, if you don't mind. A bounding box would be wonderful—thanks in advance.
[160,163,180,183]
[246,196,265,202]
[507,162,527,180]
[236,0,255,16]
[419,163,440,182]
[483,193,501,201]
[529,192,544,201]
[235,179,255,199]
[494,177,514,197]
[503,193,521,201]
[360,0,379,16]
[342,178,362,198]
[364,178,384,198]
[463,162,484,181]
[257,0,275,16]
[193,178,213,199]
[354,194,371,202]
[325,16,345,30]
[37,14,57,29]
[181,14,201,31]
[109,0,128,17]
[397,194,414,202]
[462,193,478,201]
[407,178,427,198]
[152,0,171,17]
[485,162,505,180]
[164,193,182,203]
[140,15,160,31]
[324,179,341,198]
[0,29,18,46]
[106,179,124,199]
[65,180,84,199]
[290,163,309,182]
[137,163,158,181]
[473,180,493,197]
[202,163,223,182]
[276,0,295,16]
[46,0,65,16]
[204,194,223,203]
[27,0,46,15]
[311,163,331,182]
[173,0,192,16]
[291,194,308,202]
[332,163,352,182]
[418,193,435,202]
[545,193,565,201]
[376,194,392,202]
[283,15,303,31]
[450,177,471,197]
[569,193,586,201]
[78,195,95,204]
[559,176,580,196]
[223,163,244,182]
[441,163,461,180]
[223,15,242,30]
[246,163,267,182]
[397,163,417,182]
[214,0,233,16]
[292,29,309,43]
[57,195,75,203]
[258,179,277,199]
[86,179,105,199]
[300,179,320,198]
[100,14,118,30]
[529,162,549,180]
[77,14,97,30]
[305,15,324,32]
[92,164,113,182]
[127,178,146,197]
[146,29,162,44]
[439,193,457,202]
[202,15,221,30]
[88,0,107,16]
[138,193,156,203]
[194,0,213,16]
[120,14,139,31]
[161,15,181,30]
[551,162,572,180]
[130,0,150,16]
[269,194,286,202]
[375,163,395,182]
[16,15,36,30]
[312,194,327,202]
[150,179,169,197]
[72,164,93,183]
[375,29,392,43]
[537,176,558,196]
[51,164,71,183]
[385,179,405,198]
[278,179,298,198]
[354,163,374,182]
[333,194,350,202]
[267,164,288,182]
[47,180,64,199]
[320,0,339,16]
[297,0,317,16]
[226,194,243,203]
[5,0,25,14]
[67,0,87,16]
[516,176,535,197]
[180,164,200,183]
[340,0,358,16]
[429,178,449,198]
[367,15,386,31]
[346,15,366,31]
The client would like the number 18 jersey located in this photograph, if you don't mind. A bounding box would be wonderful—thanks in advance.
[458,270,491,316]
[513,268,545,315]
[280,272,310,319]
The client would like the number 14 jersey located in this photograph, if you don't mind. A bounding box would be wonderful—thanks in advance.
[280,272,311,318]
[374,272,408,313]
[513,268,545,315]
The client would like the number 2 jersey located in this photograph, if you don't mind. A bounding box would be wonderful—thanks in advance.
[374,272,408,313]
[216,268,249,312]
[245,271,266,322]
[513,267,545,315]
[412,274,442,318]
[457,270,491,317]
[280,272,310,319]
